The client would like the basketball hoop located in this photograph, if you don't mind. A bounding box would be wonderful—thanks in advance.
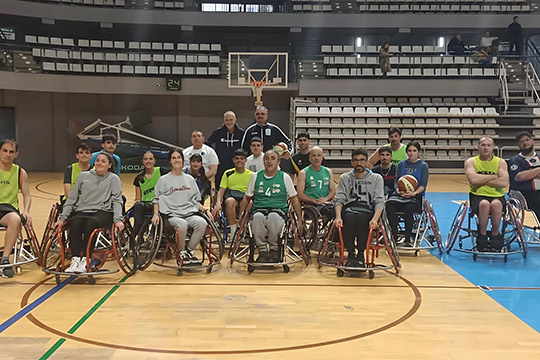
[250,80,266,107]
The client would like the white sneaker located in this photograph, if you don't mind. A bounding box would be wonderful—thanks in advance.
[76,257,88,273]
[65,257,80,273]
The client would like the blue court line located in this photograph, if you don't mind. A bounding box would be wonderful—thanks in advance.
[0,275,75,333]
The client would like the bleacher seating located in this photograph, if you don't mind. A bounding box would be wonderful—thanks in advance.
[39,0,185,10]
[25,35,221,76]
[293,97,499,164]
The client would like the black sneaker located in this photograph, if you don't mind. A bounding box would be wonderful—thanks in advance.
[256,251,270,263]
[476,234,489,252]
[179,250,191,265]
[490,233,505,251]
[345,254,356,267]
[268,250,280,263]
[187,249,201,265]
[356,253,365,268]
[1,257,14,278]
[402,241,413,248]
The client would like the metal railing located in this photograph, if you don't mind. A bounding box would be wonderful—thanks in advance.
[525,62,540,105]
[499,61,509,114]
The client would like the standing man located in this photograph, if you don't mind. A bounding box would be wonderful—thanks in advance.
[507,16,523,56]
[183,130,219,180]
[239,149,302,263]
[281,132,312,177]
[206,110,245,186]
[368,127,407,168]
[63,143,92,199]
[246,137,265,173]
[90,134,121,175]
[508,131,540,218]
[241,106,291,153]
[334,148,385,267]
[212,149,253,241]
[0,139,32,278]
[371,146,396,195]
[465,136,509,251]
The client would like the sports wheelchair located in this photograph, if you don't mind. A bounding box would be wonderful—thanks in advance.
[133,212,223,275]
[507,190,540,245]
[317,210,401,279]
[392,199,444,256]
[445,198,527,262]
[41,209,136,284]
[0,219,41,277]
[229,202,310,273]
[302,203,334,251]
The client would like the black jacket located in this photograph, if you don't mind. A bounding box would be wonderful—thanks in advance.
[206,123,245,171]
[241,121,291,153]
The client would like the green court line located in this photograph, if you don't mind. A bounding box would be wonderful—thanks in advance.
[39,275,129,360]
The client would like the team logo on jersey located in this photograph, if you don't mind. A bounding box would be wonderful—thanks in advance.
[510,164,519,171]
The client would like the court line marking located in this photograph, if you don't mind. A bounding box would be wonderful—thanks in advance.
[26,273,422,355]
[0,276,74,334]
[39,275,129,360]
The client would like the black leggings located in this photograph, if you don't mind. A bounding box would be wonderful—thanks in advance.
[133,201,153,236]
[386,196,422,241]
[68,211,113,257]
[342,211,372,258]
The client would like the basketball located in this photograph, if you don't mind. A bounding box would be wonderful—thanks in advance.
[397,175,419,193]
[272,142,288,157]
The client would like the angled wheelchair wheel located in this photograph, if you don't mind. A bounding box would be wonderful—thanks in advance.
[507,204,528,258]
[302,205,319,250]
[229,210,252,264]
[40,202,60,256]
[112,220,136,275]
[381,212,401,271]
[41,229,65,271]
[134,217,163,271]
[288,208,310,264]
[425,200,444,254]
[21,222,43,267]
[446,201,469,253]
[199,212,224,264]
[318,221,344,267]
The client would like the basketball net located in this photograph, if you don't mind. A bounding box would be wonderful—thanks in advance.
[250,81,266,107]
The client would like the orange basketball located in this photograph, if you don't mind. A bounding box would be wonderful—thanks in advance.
[397,175,419,193]
[272,142,288,157]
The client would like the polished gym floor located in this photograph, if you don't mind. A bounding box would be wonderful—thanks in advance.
[1,173,540,359]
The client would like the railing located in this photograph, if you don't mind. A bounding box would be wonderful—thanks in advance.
[525,62,540,105]
[499,61,509,114]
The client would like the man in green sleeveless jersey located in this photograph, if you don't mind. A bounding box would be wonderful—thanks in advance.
[0,139,32,278]
[63,143,92,199]
[297,146,336,217]
[367,127,407,168]
[465,136,509,251]
[239,149,302,263]
[212,149,253,241]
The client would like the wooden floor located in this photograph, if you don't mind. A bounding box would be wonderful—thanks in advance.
[1,173,540,359]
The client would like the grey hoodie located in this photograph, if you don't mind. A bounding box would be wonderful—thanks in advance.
[153,172,201,217]
[60,170,123,223]
[335,169,385,211]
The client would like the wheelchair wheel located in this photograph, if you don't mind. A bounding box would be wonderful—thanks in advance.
[288,209,310,264]
[425,201,444,254]
[507,204,528,258]
[446,201,469,253]
[199,213,224,265]
[318,222,344,267]
[22,222,43,267]
[302,205,319,249]
[112,221,136,275]
[134,217,163,271]
[381,213,401,271]
[229,210,251,264]
[41,230,65,271]
[40,203,59,256]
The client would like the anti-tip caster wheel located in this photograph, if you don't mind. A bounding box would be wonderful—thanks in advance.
[414,250,420,257]
[283,265,290,273]
[206,265,213,274]
[504,255,508,263]
[55,274,61,285]
[368,270,375,279]
[88,276,96,285]
[177,269,183,276]
[247,265,255,273]
[473,253,477,261]
[15,266,22,275]
[337,269,345,277]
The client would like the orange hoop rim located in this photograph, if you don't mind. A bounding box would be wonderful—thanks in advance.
[250,80,266,88]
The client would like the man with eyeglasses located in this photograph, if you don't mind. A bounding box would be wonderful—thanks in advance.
[334,148,385,267]
[241,106,291,153]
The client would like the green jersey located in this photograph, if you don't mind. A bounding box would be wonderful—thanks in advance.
[252,170,289,213]
[136,167,163,203]
[469,156,505,198]
[303,165,331,200]
[0,164,21,210]
[387,143,407,166]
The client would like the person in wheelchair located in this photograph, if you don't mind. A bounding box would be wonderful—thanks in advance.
[372,146,396,196]
[132,151,169,237]
[63,143,92,201]
[508,131,540,219]
[238,149,302,263]
[152,147,212,265]
[212,149,253,242]
[297,146,336,218]
[55,152,124,273]
[0,139,32,278]
[334,148,385,267]
[465,136,509,251]
[184,153,212,205]
[386,141,429,247]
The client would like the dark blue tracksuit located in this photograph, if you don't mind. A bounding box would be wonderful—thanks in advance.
[206,123,245,186]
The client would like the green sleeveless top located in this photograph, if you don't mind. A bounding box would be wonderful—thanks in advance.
[387,143,407,166]
[469,156,505,197]
[0,164,21,210]
[139,167,162,203]
[304,165,331,200]
[253,170,288,213]
[70,163,84,185]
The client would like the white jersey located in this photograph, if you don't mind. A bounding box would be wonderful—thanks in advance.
[246,154,265,173]
[183,144,219,173]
